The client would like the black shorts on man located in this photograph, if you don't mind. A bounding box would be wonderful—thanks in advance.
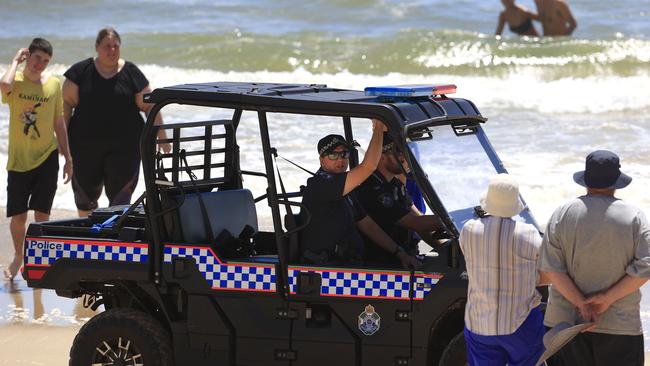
[6,150,59,217]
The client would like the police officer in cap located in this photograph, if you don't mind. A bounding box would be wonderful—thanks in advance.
[299,120,420,269]
[356,132,443,265]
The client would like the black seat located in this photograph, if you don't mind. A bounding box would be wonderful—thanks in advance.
[284,213,303,263]
[177,189,258,244]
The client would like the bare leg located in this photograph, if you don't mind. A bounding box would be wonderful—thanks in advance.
[33,289,44,320]
[77,209,92,218]
[34,211,50,223]
[5,212,28,280]
[22,211,51,280]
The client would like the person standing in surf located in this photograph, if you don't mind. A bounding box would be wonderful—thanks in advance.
[496,0,540,37]
[534,0,577,36]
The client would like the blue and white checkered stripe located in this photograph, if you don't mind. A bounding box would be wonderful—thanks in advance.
[288,268,444,300]
[164,246,276,292]
[288,268,411,299]
[320,271,410,298]
[413,274,442,300]
[25,240,148,266]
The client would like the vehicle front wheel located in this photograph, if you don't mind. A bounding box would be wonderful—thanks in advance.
[69,308,173,366]
[439,331,468,366]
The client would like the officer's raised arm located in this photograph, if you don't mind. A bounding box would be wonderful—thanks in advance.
[342,119,386,195]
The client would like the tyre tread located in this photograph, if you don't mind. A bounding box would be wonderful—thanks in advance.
[438,331,467,366]
[69,308,172,366]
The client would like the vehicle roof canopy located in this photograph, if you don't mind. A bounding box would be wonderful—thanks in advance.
[145,82,486,131]
[142,82,489,244]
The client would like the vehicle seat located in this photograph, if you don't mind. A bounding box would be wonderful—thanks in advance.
[177,189,258,244]
[284,213,303,263]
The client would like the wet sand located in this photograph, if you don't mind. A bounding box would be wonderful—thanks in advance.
[2,207,650,365]
[0,208,98,365]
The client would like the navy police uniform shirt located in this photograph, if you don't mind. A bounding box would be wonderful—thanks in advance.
[300,169,367,258]
[356,171,413,262]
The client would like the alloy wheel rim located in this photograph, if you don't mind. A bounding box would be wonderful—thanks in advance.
[91,337,143,366]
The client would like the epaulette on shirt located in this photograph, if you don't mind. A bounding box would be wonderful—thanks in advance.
[368,172,387,191]
[316,170,334,179]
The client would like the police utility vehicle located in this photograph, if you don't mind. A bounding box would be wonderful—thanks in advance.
[24,82,540,366]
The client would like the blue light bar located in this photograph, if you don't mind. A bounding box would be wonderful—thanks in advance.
[364,84,457,98]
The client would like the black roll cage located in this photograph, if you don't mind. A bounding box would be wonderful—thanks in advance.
[139,82,487,286]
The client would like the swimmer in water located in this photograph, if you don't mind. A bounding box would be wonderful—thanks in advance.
[534,0,577,36]
[496,0,540,37]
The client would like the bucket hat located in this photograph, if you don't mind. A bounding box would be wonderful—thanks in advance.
[535,322,594,366]
[573,150,632,189]
[480,174,525,218]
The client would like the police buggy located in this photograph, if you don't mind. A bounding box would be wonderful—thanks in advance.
[23,82,540,366]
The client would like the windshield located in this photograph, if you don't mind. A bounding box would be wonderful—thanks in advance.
[410,125,539,231]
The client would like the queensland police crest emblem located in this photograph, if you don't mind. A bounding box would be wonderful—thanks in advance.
[358,305,381,335]
[378,193,394,207]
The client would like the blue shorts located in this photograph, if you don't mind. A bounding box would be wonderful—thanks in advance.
[464,306,545,366]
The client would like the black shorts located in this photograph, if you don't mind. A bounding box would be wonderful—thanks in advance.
[545,329,644,366]
[6,150,59,217]
[71,145,140,211]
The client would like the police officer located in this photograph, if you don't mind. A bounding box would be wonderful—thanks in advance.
[356,133,443,265]
[299,120,420,269]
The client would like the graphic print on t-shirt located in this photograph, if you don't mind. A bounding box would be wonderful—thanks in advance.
[21,102,42,139]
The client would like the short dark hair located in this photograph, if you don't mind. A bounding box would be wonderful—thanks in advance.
[28,38,53,56]
[95,27,121,46]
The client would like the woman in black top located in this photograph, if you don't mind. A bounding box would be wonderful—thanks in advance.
[495,0,540,37]
[63,27,170,216]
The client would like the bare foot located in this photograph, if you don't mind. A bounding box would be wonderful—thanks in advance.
[4,258,21,281]
[3,268,14,281]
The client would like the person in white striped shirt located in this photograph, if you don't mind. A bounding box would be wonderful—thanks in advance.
[460,174,546,366]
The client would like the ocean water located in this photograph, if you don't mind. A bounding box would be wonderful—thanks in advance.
[1,0,650,345]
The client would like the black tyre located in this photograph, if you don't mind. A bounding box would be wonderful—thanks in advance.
[439,331,468,366]
[69,308,173,366]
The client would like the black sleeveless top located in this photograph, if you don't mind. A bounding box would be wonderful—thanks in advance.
[64,58,148,149]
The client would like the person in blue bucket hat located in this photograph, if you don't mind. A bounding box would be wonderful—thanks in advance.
[572,150,632,189]
[539,150,650,366]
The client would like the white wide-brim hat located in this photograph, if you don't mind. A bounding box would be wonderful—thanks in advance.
[480,174,526,218]
[535,322,594,366]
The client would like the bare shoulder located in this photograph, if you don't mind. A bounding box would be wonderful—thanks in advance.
[555,0,571,12]
[517,4,530,12]
[118,58,126,72]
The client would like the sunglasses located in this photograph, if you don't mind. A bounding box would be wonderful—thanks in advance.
[323,151,350,160]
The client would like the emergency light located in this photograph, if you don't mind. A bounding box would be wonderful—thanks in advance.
[364,84,457,98]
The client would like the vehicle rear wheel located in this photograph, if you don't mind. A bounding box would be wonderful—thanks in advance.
[69,308,173,366]
[439,331,468,366]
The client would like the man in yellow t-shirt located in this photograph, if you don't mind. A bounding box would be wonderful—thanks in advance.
[0,38,73,280]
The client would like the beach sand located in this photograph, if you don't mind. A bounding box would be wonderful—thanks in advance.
[0,291,98,365]
[1,207,649,365]
[0,208,97,365]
